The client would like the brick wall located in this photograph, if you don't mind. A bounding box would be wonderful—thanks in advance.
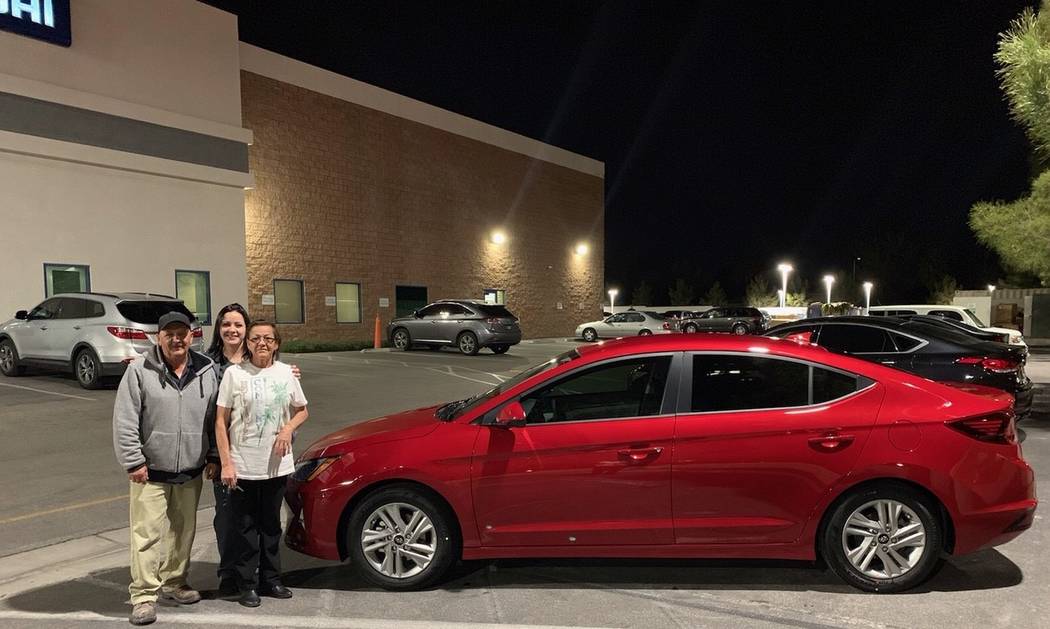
[240,71,605,342]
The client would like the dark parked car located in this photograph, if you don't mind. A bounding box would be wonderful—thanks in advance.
[678,306,769,335]
[764,316,1033,416]
[387,300,521,355]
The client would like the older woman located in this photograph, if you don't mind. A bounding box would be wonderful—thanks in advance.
[215,321,308,607]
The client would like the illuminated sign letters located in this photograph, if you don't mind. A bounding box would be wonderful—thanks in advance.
[0,0,70,47]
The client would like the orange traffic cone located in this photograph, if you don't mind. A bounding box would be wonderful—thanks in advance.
[374,313,382,349]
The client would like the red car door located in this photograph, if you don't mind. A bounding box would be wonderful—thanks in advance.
[471,354,677,547]
[673,352,883,545]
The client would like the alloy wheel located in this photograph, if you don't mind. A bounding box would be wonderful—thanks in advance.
[393,330,409,350]
[840,499,926,580]
[0,344,12,372]
[360,502,437,579]
[459,334,477,354]
[77,352,97,384]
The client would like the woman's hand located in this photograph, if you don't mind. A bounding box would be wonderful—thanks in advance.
[221,464,237,489]
[291,364,302,379]
[273,427,293,456]
[204,462,219,480]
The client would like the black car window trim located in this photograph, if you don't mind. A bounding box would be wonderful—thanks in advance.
[812,323,929,355]
[675,351,876,415]
[480,351,683,427]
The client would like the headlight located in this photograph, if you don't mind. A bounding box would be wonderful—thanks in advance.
[292,456,339,482]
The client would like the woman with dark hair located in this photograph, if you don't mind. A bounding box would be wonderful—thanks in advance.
[205,303,251,597]
[215,321,308,607]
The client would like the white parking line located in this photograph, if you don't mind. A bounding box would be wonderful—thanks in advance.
[425,367,500,386]
[0,610,616,629]
[0,381,96,402]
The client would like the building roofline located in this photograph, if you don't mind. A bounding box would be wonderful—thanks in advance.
[237,43,605,179]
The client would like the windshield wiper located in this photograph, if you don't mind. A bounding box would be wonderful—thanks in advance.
[436,397,470,421]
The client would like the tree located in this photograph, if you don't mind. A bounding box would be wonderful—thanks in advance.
[745,276,778,307]
[631,280,654,307]
[702,281,728,306]
[667,278,696,305]
[928,275,959,305]
[970,3,1050,285]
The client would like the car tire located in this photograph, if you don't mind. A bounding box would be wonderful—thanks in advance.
[0,338,26,376]
[457,332,479,355]
[821,483,944,593]
[582,328,598,342]
[732,323,749,335]
[683,324,697,334]
[491,344,510,354]
[347,485,459,591]
[392,328,412,351]
[638,329,653,336]
[74,348,102,390]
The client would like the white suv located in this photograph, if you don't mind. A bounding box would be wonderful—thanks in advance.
[867,305,1026,347]
[0,292,203,389]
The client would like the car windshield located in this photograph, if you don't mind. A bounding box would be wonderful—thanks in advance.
[116,300,195,324]
[963,308,986,327]
[436,349,581,420]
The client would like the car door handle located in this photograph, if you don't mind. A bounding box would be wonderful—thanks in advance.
[73,325,81,330]
[618,447,663,461]
[39,326,48,331]
[808,434,855,452]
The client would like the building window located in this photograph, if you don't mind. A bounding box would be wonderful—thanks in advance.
[274,279,304,324]
[483,288,506,305]
[395,285,428,318]
[44,263,90,297]
[175,270,211,325]
[336,282,361,323]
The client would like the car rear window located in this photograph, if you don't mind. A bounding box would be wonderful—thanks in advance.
[116,301,195,324]
[476,304,516,319]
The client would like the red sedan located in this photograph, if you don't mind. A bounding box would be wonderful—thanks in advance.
[285,334,1036,593]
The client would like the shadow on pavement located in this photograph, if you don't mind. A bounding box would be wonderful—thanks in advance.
[280,548,1022,594]
[3,566,129,618]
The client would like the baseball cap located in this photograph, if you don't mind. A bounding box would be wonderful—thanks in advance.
[157,311,193,330]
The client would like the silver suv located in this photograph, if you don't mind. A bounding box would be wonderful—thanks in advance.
[0,292,203,389]
[387,300,522,355]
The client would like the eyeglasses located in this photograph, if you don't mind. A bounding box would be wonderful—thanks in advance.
[248,336,277,345]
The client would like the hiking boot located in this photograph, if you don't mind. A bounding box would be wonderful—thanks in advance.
[161,585,201,605]
[129,602,156,625]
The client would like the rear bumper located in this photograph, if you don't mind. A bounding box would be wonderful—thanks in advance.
[477,330,522,346]
[101,362,131,377]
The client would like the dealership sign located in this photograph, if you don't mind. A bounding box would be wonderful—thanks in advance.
[0,0,70,47]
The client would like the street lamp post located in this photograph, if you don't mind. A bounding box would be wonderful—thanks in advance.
[987,284,996,293]
[823,275,835,305]
[777,263,793,308]
[608,289,618,315]
[863,281,873,314]
[852,257,861,284]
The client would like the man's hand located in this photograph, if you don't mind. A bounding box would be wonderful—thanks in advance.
[273,428,293,456]
[128,465,148,484]
[221,464,238,489]
[204,462,219,480]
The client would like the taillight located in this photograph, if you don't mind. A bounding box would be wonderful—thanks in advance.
[947,412,1016,445]
[192,327,203,338]
[955,356,1019,373]
[107,326,148,340]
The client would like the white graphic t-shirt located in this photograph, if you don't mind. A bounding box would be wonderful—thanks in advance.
[217,361,308,480]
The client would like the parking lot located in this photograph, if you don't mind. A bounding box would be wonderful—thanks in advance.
[0,340,1049,628]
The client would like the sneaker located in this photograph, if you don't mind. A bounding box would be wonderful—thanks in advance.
[129,602,156,625]
[160,585,201,605]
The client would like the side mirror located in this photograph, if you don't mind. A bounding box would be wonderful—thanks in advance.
[493,401,526,428]
[413,309,422,318]
[15,310,28,320]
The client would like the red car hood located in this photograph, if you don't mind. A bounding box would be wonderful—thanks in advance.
[304,405,443,458]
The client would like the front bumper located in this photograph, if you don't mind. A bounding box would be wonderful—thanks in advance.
[1014,380,1034,417]
[284,476,343,561]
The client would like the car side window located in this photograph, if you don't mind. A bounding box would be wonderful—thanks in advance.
[812,367,861,403]
[87,300,105,317]
[607,314,625,323]
[417,305,442,317]
[691,354,809,412]
[929,309,963,322]
[889,332,921,351]
[627,312,645,322]
[28,298,61,320]
[817,325,894,353]
[703,309,720,319]
[520,356,672,424]
[58,298,87,319]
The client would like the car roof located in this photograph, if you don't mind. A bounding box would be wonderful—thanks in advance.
[435,299,493,306]
[868,305,962,310]
[51,291,180,301]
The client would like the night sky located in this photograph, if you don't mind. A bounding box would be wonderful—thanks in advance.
[206,0,1040,305]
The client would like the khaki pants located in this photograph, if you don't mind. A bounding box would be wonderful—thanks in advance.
[128,476,203,604]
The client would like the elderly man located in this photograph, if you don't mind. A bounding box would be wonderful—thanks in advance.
[113,311,219,626]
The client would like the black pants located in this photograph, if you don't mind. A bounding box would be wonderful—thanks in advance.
[212,481,237,585]
[228,475,288,590]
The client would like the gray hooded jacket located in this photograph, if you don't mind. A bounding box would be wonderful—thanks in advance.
[112,345,218,476]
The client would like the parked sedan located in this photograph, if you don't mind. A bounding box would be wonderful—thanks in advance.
[387,300,521,355]
[575,311,672,341]
[764,316,1033,416]
[678,306,769,334]
[285,334,1036,594]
